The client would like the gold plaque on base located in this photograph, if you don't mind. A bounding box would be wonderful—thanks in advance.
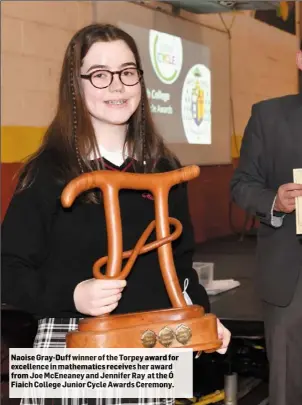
[141,330,157,348]
[175,324,192,345]
[158,326,175,347]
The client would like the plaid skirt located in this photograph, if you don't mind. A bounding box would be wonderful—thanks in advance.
[21,318,175,405]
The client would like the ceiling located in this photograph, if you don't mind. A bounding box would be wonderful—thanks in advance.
[162,0,280,14]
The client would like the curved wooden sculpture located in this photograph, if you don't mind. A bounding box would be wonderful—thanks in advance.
[61,165,222,352]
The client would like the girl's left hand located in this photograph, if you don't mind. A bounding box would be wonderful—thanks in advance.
[216,319,231,354]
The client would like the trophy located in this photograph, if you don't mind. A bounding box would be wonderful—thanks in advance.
[61,165,222,352]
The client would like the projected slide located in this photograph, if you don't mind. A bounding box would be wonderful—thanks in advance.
[120,23,212,145]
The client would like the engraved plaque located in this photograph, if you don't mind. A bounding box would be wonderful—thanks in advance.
[141,330,157,348]
[158,326,175,347]
[175,324,192,345]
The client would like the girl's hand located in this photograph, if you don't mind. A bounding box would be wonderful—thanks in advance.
[74,278,126,316]
[216,319,231,354]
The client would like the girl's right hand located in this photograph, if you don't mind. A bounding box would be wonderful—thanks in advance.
[73,278,126,316]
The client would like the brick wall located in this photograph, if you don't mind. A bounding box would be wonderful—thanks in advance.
[2,1,92,128]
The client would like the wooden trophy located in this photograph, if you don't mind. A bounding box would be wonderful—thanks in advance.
[61,165,222,352]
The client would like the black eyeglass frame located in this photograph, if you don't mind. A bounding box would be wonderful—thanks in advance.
[80,67,144,89]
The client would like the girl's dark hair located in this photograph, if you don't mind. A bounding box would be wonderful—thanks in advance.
[17,24,178,202]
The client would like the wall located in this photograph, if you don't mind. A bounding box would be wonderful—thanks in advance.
[1,0,93,218]
[1,1,299,243]
[229,12,298,157]
[1,1,92,156]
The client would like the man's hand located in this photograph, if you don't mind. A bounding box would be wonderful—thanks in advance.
[274,183,302,214]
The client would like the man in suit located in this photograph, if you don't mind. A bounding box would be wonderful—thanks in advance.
[230,92,302,405]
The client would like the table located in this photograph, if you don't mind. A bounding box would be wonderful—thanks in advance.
[209,278,265,338]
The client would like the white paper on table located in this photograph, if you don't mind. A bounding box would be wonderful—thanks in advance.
[293,169,302,234]
[205,279,240,296]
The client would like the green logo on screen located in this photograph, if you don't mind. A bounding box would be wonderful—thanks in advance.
[149,30,183,85]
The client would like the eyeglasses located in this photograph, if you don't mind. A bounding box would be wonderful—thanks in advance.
[81,67,144,89]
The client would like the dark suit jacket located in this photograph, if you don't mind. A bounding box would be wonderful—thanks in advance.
[231,94,302,307]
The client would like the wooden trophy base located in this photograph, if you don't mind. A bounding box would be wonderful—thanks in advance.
[66,305,222,352]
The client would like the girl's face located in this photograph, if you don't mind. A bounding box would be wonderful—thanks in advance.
[81,40,142,127]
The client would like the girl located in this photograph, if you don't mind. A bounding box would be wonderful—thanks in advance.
[2,24,230,405]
